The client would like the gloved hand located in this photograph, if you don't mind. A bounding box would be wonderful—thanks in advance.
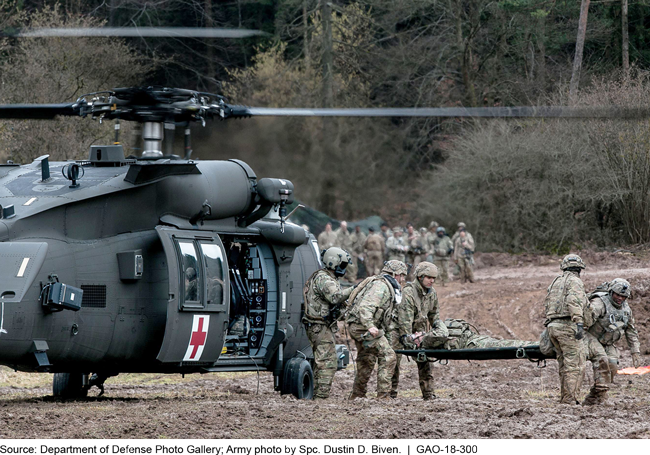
[400,335,415,349]
[632,352,642,368]
[575,323,584,340]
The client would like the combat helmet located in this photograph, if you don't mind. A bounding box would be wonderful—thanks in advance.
[560,254,585,271]
[415,261,438,279]
[429,221,439,229]
[609,278,631,301]
[436,226,446,235]
[382,260,408,276]
[457,222,466,229]
[321,247,351,277]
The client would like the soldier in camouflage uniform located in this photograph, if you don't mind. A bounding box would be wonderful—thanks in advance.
[386,227,409,262]
[302,247,355,399]
[543,254,589,405]
[582,278,642,405]
[346,260,407,399]
[415,318,536,350]
[335,221,357,281]
[406,223,426,281]
[364,227,385,276]
[317,222,337,251]
[391,262,447,399]
[424,221,439,262]
[350,225,367,280]
[452,224,475,283]
[432,227,454,286]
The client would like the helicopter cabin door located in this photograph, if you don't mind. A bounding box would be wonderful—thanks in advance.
[155,226,230,364]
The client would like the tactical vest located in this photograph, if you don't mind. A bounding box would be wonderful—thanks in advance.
[433,237,449,257]
[302,269,335,324]
[588,293,632,345]
[346,275,398,330]
[544,273,573,320]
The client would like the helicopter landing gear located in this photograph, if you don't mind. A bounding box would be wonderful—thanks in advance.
[52,372,112,398]
[281,357,314,400]
[52,372,89,399]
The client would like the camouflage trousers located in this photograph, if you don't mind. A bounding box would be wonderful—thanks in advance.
[466,335,536,349]
[348,323,396,397]
[584,332,616,394]
[548,320,585,404]
[388,332,434,399]
[433,257,450,284]
[306,323,337,399]
[458,257,474,283]
[365,251,383,277]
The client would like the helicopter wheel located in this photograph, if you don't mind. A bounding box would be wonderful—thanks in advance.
[52,372,89,399]
[282,357,314,400]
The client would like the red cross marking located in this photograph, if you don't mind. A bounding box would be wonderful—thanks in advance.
[189,317,207,359]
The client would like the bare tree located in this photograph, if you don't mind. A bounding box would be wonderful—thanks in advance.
[622,0,629,76]
[569,0,590,100]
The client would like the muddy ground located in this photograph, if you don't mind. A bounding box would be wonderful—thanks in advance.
[1,251,649,439]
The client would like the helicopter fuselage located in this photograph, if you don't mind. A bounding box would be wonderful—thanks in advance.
[0,152,318,384]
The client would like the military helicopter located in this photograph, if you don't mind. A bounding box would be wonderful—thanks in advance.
[0,26,644,400]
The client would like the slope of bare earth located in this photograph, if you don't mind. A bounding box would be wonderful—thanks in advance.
[0,251,649,439]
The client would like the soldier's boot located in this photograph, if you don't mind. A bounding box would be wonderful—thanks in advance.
[375,392,391,399]
[389,391,398,398]
[582,388,608,406]
[349,385,367,400]
[422,393,436,401]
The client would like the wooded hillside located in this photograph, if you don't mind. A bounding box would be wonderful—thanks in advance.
[2,0,650,251]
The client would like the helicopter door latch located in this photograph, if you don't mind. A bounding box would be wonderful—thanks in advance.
[40,275,83,312]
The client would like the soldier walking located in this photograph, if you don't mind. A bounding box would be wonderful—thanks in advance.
[346,260,407,399]
[302,247,355,399]
[543,254,589,404]
[583,278,642,405]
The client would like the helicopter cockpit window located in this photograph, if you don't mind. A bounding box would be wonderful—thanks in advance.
[200,242,225,307]
[178,241,200,304]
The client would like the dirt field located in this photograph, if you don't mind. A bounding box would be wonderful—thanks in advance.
[1,252,649,439]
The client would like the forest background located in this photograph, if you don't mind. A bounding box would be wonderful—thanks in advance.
[2,0,650,253]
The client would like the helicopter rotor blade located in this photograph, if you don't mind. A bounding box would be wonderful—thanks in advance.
[228,105,650,120]
[0,104,79,120]
[10,27,267,39]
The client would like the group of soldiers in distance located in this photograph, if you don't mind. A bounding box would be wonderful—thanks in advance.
[315,220,476,285]
[304,221,643,405]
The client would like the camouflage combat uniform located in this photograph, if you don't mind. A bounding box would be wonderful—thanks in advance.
[350,229,367,279]
[303,269,354,399]
[364,232,385,276]
[346,276,399,398]
[420,319,535,349]
[406,230,425,281]
[453,232,475,283]
[317,229,337,251]
[392,279,448,399]
[432,235,454,285]
[582,290,640,403]
[386,233,408,262]
[544,270,588,404]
